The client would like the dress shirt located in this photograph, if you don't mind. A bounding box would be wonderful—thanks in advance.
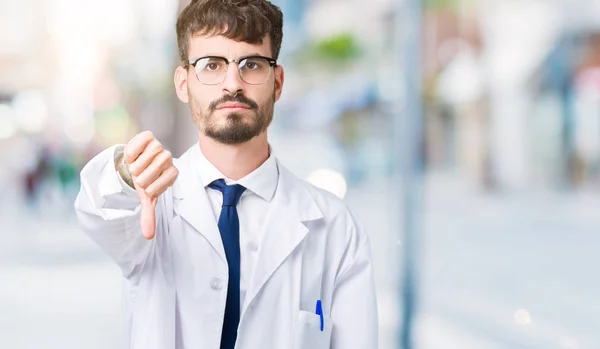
[192,145,279,310]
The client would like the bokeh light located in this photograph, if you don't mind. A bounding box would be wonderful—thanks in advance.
[514,309,532,326]
[306,168,348,199]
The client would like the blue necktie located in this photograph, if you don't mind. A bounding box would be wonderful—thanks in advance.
[209,179,246,349]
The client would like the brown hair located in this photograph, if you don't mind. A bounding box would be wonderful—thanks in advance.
[176,0,284,63]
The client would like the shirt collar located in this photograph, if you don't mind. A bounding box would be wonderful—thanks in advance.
[194,144,279,202]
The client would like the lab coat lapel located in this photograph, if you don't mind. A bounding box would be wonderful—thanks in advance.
[241,162,323,317]
[172,150,226,262]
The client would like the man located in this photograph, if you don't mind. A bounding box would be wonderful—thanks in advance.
[74,1,378,348]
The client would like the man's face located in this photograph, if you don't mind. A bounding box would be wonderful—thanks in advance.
[174,34,284,145]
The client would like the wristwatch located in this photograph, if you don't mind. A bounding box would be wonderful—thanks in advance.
[114,145,135,189]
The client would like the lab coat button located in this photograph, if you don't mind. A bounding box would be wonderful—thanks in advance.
[210,278,223,291]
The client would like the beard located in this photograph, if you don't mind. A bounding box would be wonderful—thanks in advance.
[190,92,274,145]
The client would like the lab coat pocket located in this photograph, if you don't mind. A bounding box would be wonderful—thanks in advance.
[293,310,333,349]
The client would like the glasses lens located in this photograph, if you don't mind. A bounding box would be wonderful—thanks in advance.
[195,57,227,85]
[239,57,272,85]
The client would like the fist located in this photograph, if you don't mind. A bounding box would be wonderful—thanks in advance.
[124,131,178,239]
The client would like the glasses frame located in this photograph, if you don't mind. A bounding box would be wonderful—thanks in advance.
[186,55,278,86]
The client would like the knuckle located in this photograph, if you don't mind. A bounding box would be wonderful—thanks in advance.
[129,162,139,173]
[146,188,158,197]
[146,139,158,150]
[165,167,176,178]
[142,130,154,139]
[165,175,176,188]
[159,151,171,163]
[163,153,173,165]
[133,179,144,189]
[128,164,138,175]
[135,175,148,187]
[124,147,135,161]
[152,142,163,154]
[132,165,144,177]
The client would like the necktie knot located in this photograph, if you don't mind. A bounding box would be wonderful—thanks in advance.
[209,179,246,207]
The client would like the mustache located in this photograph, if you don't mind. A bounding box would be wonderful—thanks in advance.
[209,94,259,111]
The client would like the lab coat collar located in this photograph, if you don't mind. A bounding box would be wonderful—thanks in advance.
[172,146,226,261]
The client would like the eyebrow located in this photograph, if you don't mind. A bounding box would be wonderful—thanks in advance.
[200,52,268,59]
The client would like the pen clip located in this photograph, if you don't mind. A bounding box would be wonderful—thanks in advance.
[315,300,324,331]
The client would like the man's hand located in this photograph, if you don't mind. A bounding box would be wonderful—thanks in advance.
[124,131,179,240]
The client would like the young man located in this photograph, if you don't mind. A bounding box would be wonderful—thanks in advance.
[74,1,378,348]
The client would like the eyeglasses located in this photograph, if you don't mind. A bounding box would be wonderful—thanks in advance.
[186,55,277,85]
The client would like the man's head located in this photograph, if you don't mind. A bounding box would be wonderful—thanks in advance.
[174,0,284,145]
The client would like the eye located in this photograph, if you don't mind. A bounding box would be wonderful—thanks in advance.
[198,58,226,72]
[240,58,266,71]
[205,63,220,71]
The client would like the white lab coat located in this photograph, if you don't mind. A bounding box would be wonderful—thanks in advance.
[74,145,378,349]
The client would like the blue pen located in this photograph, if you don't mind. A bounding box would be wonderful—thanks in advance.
[315,300,324,331]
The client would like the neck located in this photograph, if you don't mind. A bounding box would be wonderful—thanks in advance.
[198,132,270,181]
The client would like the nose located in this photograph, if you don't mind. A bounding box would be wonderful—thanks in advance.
[221,63,244,97]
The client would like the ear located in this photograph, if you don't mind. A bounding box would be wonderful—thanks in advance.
[174,65,190,103]
[273,65,284,102]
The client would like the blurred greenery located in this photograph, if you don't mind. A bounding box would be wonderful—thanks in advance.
[423,0,463,11]
[297,33,362,65]
[314,33,362,61]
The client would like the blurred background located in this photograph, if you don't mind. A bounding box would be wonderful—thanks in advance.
[1,0,599,348]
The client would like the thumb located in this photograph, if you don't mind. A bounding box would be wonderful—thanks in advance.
[134,181,158,240]
[140,195,158,240]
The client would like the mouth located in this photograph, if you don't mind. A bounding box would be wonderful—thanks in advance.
[216,103,251,111]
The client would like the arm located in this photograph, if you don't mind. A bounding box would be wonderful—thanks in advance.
[75,131,178,277]
[74,145,152,278]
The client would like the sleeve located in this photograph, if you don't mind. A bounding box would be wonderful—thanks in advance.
[329,211,379,349]
[73,145,154,278]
